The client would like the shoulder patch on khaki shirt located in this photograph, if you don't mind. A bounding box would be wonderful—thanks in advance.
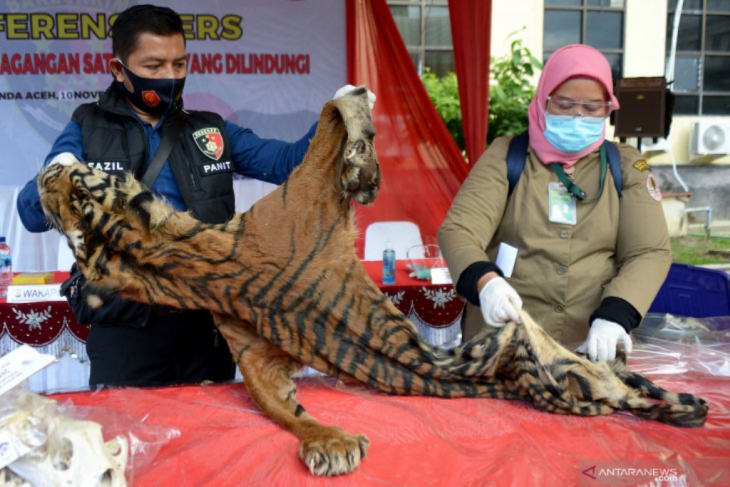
[633,160,650,172]
[646,173,662,201]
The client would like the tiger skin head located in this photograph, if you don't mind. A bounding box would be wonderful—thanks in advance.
[37,87,708,477]
[332,86,380,205]
[38,162,85,257]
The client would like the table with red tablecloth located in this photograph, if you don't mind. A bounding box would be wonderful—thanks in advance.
[0,271,89,359]
[364,260,463,347]
[0,261,463,359]
[48,336,730,487]
[5,265,730,485]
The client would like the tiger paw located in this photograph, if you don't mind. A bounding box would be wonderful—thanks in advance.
[299,428,369,476]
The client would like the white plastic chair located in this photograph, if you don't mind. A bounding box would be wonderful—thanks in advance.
[364,221,424,261]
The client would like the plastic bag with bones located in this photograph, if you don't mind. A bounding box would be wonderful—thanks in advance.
[0,391,128,487]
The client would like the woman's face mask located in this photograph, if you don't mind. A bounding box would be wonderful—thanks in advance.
[541,81,610,154]
[543,114,606,154]
[115,59,185,117]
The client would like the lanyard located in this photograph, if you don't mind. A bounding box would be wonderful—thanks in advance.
[550,145,607,201]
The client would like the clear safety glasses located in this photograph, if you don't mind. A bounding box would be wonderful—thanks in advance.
[546,96,612,119]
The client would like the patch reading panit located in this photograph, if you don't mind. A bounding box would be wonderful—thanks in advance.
[633,160,650,172]
[646,174,662,201]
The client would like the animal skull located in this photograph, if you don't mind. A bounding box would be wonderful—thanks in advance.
[8,415,128,487]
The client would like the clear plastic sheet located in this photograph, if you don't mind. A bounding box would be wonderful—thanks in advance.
[632,314,730,377]
[48,315,729,486]
[0,387,179,486]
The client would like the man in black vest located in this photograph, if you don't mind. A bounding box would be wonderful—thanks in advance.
[17,4,371,388]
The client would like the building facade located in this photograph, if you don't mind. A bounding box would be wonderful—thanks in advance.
[388,0,730,166]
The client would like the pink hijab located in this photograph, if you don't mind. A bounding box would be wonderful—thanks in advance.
[527,44,620,167]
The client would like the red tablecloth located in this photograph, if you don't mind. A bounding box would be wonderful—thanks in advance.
[363,260,463,328]
[8,269,730,485]
[0,262,462,349]
[0,272,89,353]
[49,359,730,486]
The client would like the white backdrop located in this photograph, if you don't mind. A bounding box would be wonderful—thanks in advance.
[0,0,347,271]
[0,1,346,392]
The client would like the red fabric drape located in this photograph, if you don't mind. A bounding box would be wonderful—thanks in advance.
[449,1,492,164]
[347,0,469,258]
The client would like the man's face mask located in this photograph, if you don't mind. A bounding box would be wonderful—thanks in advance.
[115,59,185,117]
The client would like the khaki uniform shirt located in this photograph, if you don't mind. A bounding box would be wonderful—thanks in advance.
[438,136,671,347]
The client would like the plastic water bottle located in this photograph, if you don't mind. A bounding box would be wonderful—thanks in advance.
[382,241,396,285]
[0,237,12,299]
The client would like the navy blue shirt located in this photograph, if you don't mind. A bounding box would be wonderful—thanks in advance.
[17,115,317,232]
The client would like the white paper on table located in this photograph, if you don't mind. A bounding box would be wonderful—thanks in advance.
[0,345,57,397]
[0,429,21,469]
[495,242,518,278]
[430,267,453,285]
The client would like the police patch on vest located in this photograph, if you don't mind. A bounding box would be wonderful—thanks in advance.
[198,160,233,176]
[193,128,224,161]
[86,161,129,173]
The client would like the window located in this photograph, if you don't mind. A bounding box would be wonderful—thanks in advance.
[544,0,626,81]
[388,1,454,77]
[667,0,730,115]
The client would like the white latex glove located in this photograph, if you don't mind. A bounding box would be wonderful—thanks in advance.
[49,152,82,167]
[576,318,633,362]
[478,277,523,327]
[334,84,376,110]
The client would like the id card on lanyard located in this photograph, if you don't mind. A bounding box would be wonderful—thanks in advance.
[547,145,608,226]
[548,182,577,225]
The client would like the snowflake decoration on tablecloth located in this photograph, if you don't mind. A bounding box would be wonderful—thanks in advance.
[384,290,405,306]
[421,287,456,309]
[12,306,53,331]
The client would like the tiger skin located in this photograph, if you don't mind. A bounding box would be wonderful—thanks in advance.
[39,88,708,477]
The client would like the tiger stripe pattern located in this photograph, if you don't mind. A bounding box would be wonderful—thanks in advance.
[38,88,708,477]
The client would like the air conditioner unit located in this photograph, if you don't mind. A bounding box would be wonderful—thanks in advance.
[690,121,730,155]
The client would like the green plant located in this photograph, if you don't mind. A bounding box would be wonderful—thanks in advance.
[420,33,542,154]
[488,36,542,144]
[421,69,465,151]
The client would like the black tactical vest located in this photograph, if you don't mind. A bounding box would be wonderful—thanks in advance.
[73,83,235,224]
[69,83,237,328]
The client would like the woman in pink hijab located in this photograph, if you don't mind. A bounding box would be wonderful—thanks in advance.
[439,44,671,363]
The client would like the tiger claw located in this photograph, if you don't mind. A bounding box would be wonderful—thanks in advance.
[299,429,369,476]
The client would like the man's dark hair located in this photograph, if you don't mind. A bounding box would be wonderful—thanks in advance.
[112,4,185,63]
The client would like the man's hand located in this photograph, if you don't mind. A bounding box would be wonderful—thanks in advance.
[576,318,632,362]
[49,152,82,167]
[334,84,376,110]
[478,276,523,327]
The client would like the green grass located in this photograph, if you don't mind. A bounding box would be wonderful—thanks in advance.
[670,236,730,265]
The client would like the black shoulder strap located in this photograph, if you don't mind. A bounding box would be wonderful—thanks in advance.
[141,110,187,189]
[507,132,623,198]
[602,140,623,197]
[506,131,529,196]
